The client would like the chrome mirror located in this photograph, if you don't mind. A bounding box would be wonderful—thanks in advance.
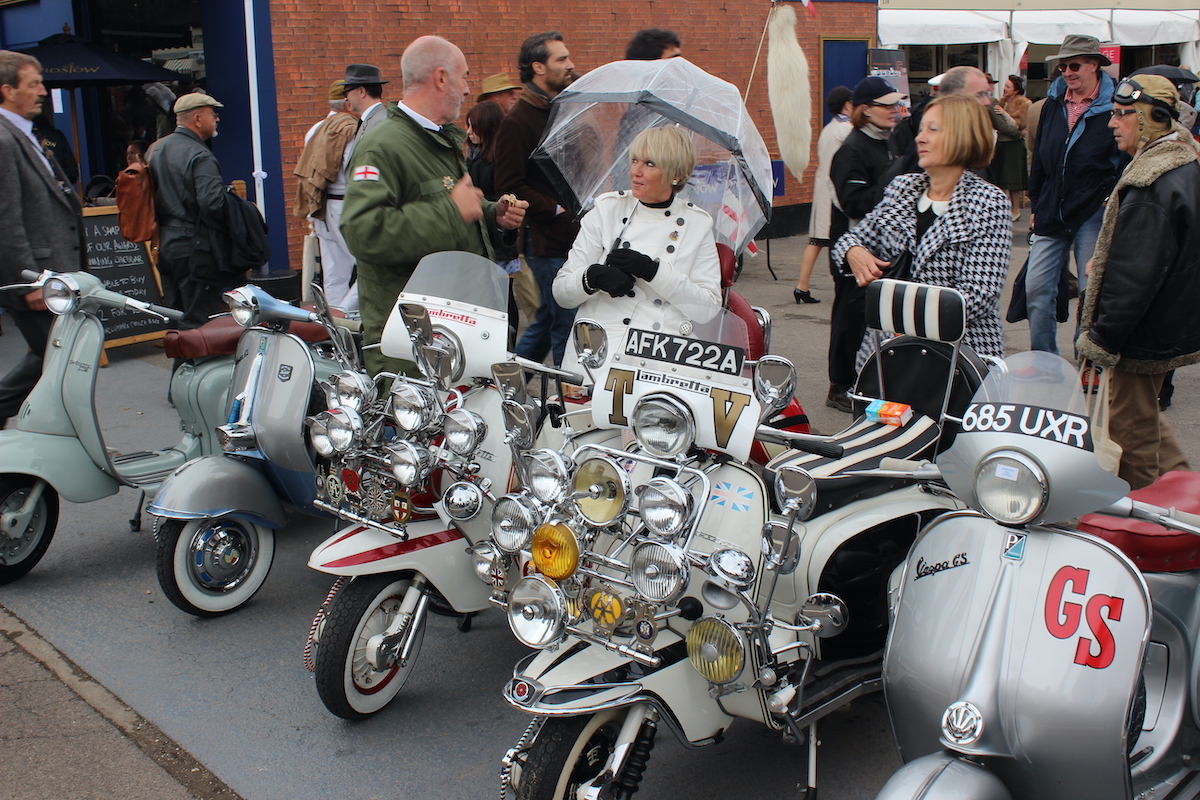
[754,355,796,423]
[761,521,801,575]
[801,593,848,638]
[501,399,535,451]
[775,466,817,522]
[492,362,528,406]
[572,319,608,371]
[418,344,453,384]
[399,303,433,348]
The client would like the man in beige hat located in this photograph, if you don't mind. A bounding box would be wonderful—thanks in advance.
[1077,75,1200,488]
[1026,34,1127,355]
[477,73,521,113]
[149,91,237,328]
[293,79,360,309]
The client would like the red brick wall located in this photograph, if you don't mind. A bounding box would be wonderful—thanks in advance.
[269,1,877,263]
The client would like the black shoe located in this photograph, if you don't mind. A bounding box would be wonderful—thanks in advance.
[825,385,853,413]
[794,288,820,304]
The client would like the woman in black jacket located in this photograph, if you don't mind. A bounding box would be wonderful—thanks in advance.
[824,76,902,412]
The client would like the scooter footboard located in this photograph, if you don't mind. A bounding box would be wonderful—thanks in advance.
[504,634,730,745]
[309,520,491,612]
[146,455,287,528]
[876,753,1012,800]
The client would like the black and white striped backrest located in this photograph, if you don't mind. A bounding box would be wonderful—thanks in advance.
[866,279,966,344]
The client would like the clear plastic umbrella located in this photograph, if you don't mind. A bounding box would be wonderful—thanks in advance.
[532,58,773,255]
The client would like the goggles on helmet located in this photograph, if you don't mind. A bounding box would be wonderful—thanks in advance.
[1113,78,1179,120]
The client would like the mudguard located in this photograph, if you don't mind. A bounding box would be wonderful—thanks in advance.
[146,455,287,528]
[504,632,730,745]
[308,519,491,612]
[876,753,1012,800]
[0,432,120,503]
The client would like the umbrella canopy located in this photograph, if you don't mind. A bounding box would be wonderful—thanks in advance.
[532,58,772,255]
[18,34,186,87]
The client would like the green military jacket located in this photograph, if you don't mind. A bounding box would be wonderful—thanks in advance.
[341,104,503,375]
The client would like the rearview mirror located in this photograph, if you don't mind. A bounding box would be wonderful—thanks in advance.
[754,355,796,423]
[399,303,433,348]
[572,319,608,371]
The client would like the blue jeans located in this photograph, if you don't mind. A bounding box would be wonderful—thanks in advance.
[514,252,576,368]
[1025,207,1104,354]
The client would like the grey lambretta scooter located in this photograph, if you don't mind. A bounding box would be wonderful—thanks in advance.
[872,349,1200,800]
[0,269,229,584]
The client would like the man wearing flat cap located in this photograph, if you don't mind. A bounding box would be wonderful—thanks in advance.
[149,91,236,328]
[294,78,360,309]
[1076,75,1200,489]
[1026,34,1127,355]
[344,64,388,155]
[477,73,521,114]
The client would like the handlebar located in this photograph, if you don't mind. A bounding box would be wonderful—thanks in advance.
[21,270,41,282]
[511,355,586,387]
[1094,497,1200,537]
[755,426,845,460]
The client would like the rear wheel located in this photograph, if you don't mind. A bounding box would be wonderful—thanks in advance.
[513,710,629,800]
[0,476,59,584]
[313,573,426,720]
[155,517,275,617]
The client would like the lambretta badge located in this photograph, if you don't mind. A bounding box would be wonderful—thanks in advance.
[278,364,293,382]
[914,552,970,580]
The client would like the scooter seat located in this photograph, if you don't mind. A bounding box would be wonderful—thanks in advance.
[764,414,941,515]
[163,316,243,359]
[1078,470,1200,573]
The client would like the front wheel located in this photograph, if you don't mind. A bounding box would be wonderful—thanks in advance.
[0,476,59,584]
[313,573,427,720]
[155,517,275,617]
[513,710,630,800]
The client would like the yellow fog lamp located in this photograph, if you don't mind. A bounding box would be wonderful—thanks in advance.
[686,616,746,684]
[573,456,629,526]
[530,521,580,581]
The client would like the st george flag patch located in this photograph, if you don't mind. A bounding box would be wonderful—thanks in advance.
[353,165,380,182]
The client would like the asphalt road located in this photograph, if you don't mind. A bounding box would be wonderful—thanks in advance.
[2,224,1197,800]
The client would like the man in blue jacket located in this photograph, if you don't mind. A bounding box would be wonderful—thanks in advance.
[1027,34,1128,354]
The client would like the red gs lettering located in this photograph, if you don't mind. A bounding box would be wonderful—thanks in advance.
[1043,565,1125,670]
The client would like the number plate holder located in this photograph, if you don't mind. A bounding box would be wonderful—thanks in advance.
[623,328,744,377]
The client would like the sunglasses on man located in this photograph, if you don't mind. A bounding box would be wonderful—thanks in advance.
[1057,62,1089,74]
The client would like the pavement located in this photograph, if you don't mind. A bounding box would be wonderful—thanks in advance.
[2,210,1198,799]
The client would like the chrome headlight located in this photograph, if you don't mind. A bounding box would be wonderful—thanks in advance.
[442,480,484,521]
[636,477,694,538]
[42,275,81,315]
[507,575,566,648]
[326,408,363,452]
[630,541,689,604]
[331,370,376,413]
[391,381,439,432]
[687,616,746,684]
[632,394,695,458]
[974,451,1047,525]
[469,541,502,586]
[223,286,259,327]
[430,329,465,384]
[386,440,431,486]
[307,412,334,457]
[492,493,540,553]
[524,449,571,504]
[443,408,487,457]
[530,521,580,581]
[572,456,629,526]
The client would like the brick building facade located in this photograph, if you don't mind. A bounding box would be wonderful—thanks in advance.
[270,0,876,263]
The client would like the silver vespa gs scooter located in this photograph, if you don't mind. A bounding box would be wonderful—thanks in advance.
[874,349,1200,800]
[0,269,230,584]
[147,285,348,616]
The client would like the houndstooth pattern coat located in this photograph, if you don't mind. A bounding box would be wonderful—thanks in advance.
[831,171,1012,359]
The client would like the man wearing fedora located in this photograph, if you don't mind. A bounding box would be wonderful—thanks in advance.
[477,73,521,114]
[344,63,388,154]
[150,91,236,329]
[1026,34,1128,355]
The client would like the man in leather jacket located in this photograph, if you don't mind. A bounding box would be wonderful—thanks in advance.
[1076,75,1200,489]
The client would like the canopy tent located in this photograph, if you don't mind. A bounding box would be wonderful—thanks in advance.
[878,8,1200,47]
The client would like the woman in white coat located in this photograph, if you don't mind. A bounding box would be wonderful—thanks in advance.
[553,126,722,364]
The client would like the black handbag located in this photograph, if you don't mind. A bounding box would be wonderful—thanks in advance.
[884,250,913,281]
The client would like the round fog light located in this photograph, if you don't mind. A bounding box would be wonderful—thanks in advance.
[686,616,745,684]
[573,456,629,526]
[507,576,566,648]
[530,522,580,581]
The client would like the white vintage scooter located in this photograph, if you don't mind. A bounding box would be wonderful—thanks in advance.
[875,350,1200,800]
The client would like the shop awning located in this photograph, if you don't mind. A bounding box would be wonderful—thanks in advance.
[877,8,1200,46]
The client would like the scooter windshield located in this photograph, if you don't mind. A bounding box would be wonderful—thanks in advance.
[937,350,1128,524]
[401,251,509,314]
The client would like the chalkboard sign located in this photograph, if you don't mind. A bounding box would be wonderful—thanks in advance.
[82,206,168,345]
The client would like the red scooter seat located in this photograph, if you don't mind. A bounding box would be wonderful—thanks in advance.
[1078,471,1200,572]
[164,315,330,359]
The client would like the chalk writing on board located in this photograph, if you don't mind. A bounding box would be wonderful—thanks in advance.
[83,212,168,341]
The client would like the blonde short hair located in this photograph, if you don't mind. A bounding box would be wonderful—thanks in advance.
[629,126,696,193]
[924,94,995,169]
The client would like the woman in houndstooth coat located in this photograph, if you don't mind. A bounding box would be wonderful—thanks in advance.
[832,94,1012,360]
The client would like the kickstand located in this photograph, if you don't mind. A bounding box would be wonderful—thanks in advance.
[128,490,146,532]
[457,612,475,633]
[799,720,818,800]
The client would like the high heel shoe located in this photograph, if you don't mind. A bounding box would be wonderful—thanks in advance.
[794,288,820,304]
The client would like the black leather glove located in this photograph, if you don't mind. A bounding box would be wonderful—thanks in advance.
[606,248,659,282]
[585,264,636,298]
